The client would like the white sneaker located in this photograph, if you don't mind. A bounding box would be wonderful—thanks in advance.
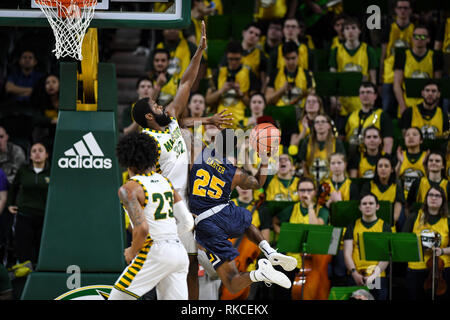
[268,252,298,272]
[254,259,291,289]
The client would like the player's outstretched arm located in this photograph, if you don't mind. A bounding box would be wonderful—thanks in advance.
[180,109,234,129]
[173,190,194,235]
[118,181,149,264]
[166,21,207,119]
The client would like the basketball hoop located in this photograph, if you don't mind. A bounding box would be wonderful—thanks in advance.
[35,0,97,60]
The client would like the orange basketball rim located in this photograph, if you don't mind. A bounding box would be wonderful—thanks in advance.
[35,0,97,19]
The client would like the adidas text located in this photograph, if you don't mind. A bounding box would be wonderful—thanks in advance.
[58,155,112,169]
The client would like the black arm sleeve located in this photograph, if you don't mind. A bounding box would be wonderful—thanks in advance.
[399,107,413,130]
[343,222,355,240]
[393,49,406,71]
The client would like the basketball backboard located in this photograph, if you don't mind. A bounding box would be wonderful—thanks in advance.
[0,0,190,29]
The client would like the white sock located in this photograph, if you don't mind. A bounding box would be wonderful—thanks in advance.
[258,240,276,258]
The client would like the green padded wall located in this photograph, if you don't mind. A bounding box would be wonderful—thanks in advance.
[21,63,126,299]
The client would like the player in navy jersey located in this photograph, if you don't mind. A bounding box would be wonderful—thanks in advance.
[188,128,297,293]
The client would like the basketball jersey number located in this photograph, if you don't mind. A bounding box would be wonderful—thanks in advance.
[152,191,174,220]
[192,169,226,199]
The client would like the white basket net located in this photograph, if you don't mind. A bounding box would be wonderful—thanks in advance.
[35,0,97,60]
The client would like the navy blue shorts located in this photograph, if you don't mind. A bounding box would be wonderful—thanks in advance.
[194,202,253,270]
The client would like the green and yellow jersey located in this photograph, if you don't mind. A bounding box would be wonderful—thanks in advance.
[407,209,450,270]
[344,217,391,276]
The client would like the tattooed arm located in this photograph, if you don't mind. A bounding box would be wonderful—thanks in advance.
[118,181,149,264]
[231,163,268,191]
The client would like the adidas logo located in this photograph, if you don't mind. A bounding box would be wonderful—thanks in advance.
[57,132,112,169]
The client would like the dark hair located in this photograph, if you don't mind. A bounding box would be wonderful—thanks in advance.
[282,41,298,57]
[360,81,377,94]
[136,76,152,89]
[280,153,294,165]
[249,92,267,105]
[283,17,299,27]
[332,13,349,26]
[413,24,429,33]
[395,0,411,5]
[343,17,361,29]
[373,155,396,186]
[359,192,379,204]
[422,79,440,92]
[188,92,205,103]
[243,22,262,34]
[395,0,411,7]
[361,125,383,154]
[268,19,283,29]
[36,73,59,109]
[421,186,449,225]
[30,141,50,166]
[132,97,152,128]
[425,151,446,178]
[116,132,160,173]
[226,41,243,54]
[404,126,423,141]
[152,48,170,60]
[298,176,316,190]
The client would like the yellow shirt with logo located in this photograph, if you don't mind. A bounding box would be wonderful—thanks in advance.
[156,38,192,78]
[276,42,309,71]
[345,109,383,143]
[408,209,450,270]
[287,203,327,268]
[153,74,180,107]
[416,177,449,204]
[369,181,397,203]
[335,42,370,115]
[411,104,444,139]
[323,178,352,201]
[242,47,264,78]
[351,218,387,276]
[399,151,427,199]
[305,139,337,182]
[254,0,287,20]
[400,49,435,116]
[273,67,311,108]
[358,153,379,179]
[383,22,414,84]
[216,66,251,129]
[264,175,300,202]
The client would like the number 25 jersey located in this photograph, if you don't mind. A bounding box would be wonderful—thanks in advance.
[189,146,236,214]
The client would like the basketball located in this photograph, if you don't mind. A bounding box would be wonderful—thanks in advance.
[249,123,280,156]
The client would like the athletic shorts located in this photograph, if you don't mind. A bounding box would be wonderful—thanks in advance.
[112,238,189,300]
[194,202,252,270]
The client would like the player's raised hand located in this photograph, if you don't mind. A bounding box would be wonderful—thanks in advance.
[199,20,207,50]
[211,109,233,129]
